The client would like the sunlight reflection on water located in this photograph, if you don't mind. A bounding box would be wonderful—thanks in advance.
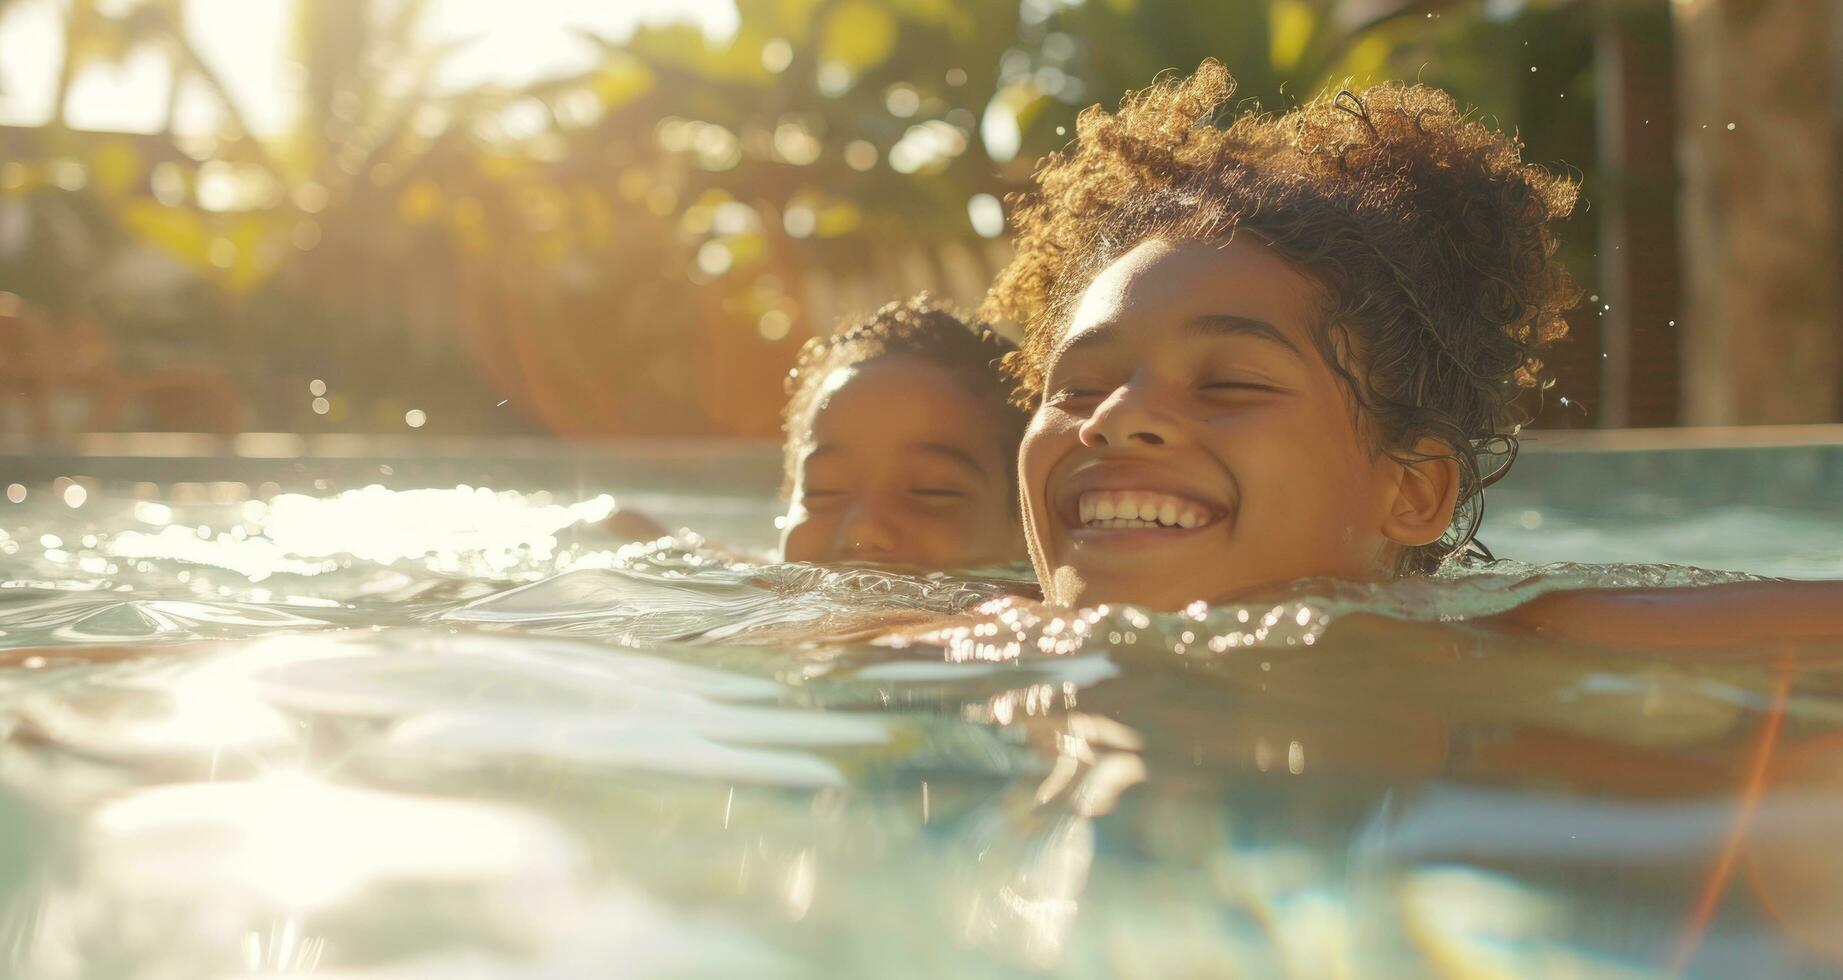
[0,481,1838,977]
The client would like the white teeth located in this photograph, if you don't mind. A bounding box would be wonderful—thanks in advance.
[1078,490,1217,530]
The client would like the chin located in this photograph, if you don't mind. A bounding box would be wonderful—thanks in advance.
[1056,561,1306,610]
[1048,568,1192,611]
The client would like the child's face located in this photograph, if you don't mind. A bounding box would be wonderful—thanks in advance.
[781,355,1025,569]
[1019,238,1406,609]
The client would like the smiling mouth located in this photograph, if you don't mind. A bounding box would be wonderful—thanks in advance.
[1074,490,1222,531]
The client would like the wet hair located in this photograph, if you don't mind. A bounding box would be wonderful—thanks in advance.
[984,59,1581,573]
[782,294,1028,500]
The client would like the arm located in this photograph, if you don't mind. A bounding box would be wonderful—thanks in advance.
[1484,580,1843,647]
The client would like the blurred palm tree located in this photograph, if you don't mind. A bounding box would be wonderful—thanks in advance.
[1,0,1609,437]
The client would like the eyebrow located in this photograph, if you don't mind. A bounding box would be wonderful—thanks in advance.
[1050,313,1303,363]
[1189,314,1302,356]
[913,442,994,480]
[802,442,993,480]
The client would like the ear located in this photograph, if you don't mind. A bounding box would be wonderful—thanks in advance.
[1381,437,1461,548]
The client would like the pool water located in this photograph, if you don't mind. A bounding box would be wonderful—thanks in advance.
[1,446,1841,978]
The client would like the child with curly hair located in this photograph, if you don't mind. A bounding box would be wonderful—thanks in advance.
[982,59,1840,645]
[776,294,1028,570]
[605,294,1027,574]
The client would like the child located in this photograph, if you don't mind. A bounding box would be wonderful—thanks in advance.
[979,60,1841,645]
[777,295,1028,571]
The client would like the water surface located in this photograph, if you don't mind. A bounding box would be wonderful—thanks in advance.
[1,478,1840,978]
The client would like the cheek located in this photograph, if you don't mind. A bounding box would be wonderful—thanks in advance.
[966,496,1021,540]
[1018,410,1071,499]
[1253,417,1385,531]
[778,511,826,561]
[918,505,984,541]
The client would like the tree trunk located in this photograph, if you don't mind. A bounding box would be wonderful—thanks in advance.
[1673,0,1841,424]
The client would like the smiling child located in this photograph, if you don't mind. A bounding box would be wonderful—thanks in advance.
[778,295,1028,570]
[980,60,1842,644]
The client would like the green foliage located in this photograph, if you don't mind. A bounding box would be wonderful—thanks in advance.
[0,0,1599,436]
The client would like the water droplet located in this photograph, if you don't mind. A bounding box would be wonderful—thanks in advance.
[4,484,23,503]
[404,409,427,428]
[1726,122,1736,131]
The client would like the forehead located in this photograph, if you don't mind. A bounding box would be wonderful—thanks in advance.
[1061,237,1323,347]
[801,355,1005,460]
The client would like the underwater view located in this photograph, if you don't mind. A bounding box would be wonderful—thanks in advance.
[1,443,1840,979]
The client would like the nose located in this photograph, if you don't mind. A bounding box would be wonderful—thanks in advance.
[1077,379,1180,449]
[833,499,900,557]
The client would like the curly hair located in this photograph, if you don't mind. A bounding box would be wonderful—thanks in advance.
[782,294,1028,499]
[982,59,1581,573]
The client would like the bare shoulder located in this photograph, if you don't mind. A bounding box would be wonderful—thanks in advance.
[1482,579,1843,647]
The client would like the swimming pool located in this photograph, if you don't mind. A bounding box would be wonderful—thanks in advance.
[1,431,1840,977]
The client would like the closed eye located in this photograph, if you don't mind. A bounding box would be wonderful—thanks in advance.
[1201,381,1283,393]
[911,487,966,498]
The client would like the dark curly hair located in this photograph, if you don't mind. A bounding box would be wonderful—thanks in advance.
[782,294,1028,500]
[983,59,1581,573]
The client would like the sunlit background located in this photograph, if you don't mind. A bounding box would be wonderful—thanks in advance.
[2,0,1837,439]
[2,7,1842,977]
